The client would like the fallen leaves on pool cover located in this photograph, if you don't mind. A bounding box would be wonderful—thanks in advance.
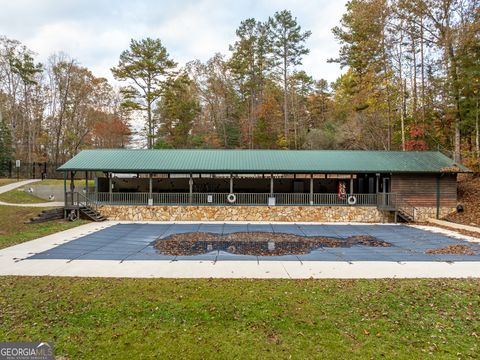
[426,244,476,256]
[154,232,391,256]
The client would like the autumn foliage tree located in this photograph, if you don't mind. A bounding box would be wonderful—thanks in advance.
[0,5,479,167]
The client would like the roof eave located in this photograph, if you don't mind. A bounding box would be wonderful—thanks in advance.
[56,168,469,174]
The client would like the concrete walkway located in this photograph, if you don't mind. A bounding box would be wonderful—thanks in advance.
[0,179,40,194]
[0,179,63,207]
[0,201,64,207]
[428,218,480,234]
[0,221,479,279]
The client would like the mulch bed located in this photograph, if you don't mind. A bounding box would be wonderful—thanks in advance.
[426,245,476,256]
[154,232,391,256]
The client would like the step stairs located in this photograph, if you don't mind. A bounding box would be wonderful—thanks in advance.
[80,206,107,222]
[397,208,414,223]
[27,208,64,224]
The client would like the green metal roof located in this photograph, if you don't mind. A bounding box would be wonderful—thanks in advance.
[57,149,470,174]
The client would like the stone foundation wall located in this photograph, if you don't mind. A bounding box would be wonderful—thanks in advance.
[98,205,392,222]
[414,207,457,222]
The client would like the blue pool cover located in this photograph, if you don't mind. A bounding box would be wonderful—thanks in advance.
[28,223,480,262]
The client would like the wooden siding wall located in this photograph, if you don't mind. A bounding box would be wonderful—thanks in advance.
[390,174,457,207]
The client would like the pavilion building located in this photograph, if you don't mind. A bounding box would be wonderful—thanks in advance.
[58,149,469,223]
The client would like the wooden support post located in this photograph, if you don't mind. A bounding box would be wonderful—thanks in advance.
[309,174,313,205]
[63,171,67,218]
[109,173,112,203]
[350,175,354,195]
[436,174,441,219]
[230,174,234,193]
[149,173,153,197]
[85,171,88,194]
[70,171,75,192]
[270,174,274,196]
[189,174,193,204]
[70,171,76,216]
[94,175,98,203]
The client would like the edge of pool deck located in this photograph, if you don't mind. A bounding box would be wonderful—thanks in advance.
[0,221,479,279]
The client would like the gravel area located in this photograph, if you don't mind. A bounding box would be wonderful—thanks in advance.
[154,232,391,256]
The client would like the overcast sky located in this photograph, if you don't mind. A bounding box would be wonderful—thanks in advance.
[0,0,347,84]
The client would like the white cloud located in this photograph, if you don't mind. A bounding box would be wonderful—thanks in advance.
[0,0,347,83]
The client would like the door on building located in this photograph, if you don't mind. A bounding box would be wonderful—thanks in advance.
[381,177,391,206]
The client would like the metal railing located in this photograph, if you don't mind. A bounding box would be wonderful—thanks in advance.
[65,191,98,212]
[396,198,417,221]
[376,193,417,221]
[377,193,397,209]
[85,192,382,206]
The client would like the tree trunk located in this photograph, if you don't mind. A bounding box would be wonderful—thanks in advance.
[398,30,406,151]
[447,43,462,163]
[250,88,255,149]
[476,95,479,158]
[146,77,153,149]
[382,25,392,150]
[400,83,406,151]
[420,17,426,124]
[283,51,288,144]
[147,100,152,149]
[412,32,418,119]
[293,92,298,150]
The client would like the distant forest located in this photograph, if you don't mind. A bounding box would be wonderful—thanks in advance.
[0,0,479,171]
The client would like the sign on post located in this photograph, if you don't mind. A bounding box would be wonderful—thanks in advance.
[15,160,20,180]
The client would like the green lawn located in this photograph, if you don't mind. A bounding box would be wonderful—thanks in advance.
[0,188,48,204]
[35,179,94,187]
[0,277,478,359]
[0,206,88,249]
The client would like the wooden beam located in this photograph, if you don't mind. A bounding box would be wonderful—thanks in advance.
[70,171,75,192]
[109,173,112,203]
[189,174,193,204]
[309,174,313,205]
[149,173,153,197]
[63,171,67,212]
[436,174,441,219]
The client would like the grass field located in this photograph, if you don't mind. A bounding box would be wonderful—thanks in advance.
[34,179,94,187]
[0,277,478,359]
[0,206,88,249]
[0,178,478,359]
[0,188,48,204]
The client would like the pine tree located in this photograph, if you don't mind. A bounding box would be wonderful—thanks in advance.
[156,73,200,148]
[229,19,272,148]
[267,10,311,146]
[112,38,176,148]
